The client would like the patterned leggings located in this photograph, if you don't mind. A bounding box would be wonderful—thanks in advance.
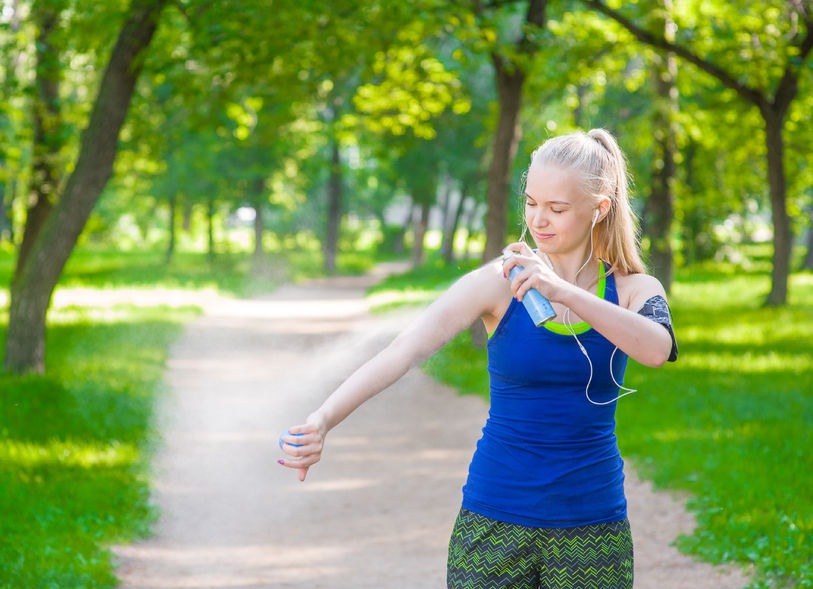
[447,508,634,589]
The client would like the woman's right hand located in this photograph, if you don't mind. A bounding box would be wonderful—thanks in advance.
[278,417,325,482]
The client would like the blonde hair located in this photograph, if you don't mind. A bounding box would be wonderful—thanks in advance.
[525,128,646,275]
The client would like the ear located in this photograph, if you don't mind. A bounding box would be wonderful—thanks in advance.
[595,198,611,223]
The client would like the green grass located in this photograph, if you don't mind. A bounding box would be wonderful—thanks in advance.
[382,257,813,588]
[0,246,233,587]
[0,305,199,588]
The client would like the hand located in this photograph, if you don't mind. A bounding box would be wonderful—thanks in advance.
[501,242,564,302]
[278,417,325,482]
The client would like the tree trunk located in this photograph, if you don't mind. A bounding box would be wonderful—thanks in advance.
[252,178,265,260]
[643,0,678,293]
[392,204,411,256]
[165,193,177,264]
[762,106,791,306]
[324,138,342,274]
[207,197,215,265]
[439,175,455,263]
[412,200,431,267]
[480,0,548,263]
[483,56,524,262]
[802,211,813,271]
[4,0,169,374]
[15,0,64,282]
[442,180,469,264]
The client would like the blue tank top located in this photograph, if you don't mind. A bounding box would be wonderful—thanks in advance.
[461,263,628,528]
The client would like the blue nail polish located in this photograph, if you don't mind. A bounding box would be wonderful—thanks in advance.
[279,431,304,449]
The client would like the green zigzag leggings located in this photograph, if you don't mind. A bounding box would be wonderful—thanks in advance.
[447,508,634,589]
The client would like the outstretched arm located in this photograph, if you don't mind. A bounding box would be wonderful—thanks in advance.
[279,261,507,481]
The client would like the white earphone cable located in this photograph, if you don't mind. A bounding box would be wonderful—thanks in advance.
[562,214,637,406]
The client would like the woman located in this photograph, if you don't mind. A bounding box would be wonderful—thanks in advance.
[279,128,678,588]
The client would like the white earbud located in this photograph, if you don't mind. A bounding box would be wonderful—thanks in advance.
[592,210,600,226]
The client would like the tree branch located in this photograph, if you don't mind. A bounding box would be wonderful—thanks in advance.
[581,0,767,109]
[516,0,548,55]
[773,11,813,112]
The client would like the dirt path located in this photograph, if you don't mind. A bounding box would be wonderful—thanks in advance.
[113,267,750,588]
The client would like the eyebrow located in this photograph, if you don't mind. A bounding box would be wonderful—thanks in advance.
[524,193,572,206]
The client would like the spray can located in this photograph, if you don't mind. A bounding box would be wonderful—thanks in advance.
[503,253,557,326]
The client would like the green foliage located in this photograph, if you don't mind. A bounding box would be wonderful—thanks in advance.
[0,305,198,588]
[400,257,813,588]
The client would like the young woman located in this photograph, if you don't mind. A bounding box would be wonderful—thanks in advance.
[278,128,678,588]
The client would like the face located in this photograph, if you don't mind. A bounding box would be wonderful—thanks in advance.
[523,163,596,255]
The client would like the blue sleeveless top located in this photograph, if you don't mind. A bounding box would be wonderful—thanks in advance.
[461,264,628,528]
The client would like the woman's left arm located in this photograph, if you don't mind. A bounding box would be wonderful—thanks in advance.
[559,273,675,367]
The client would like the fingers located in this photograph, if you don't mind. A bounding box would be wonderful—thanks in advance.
[502,243,539,299]
[503,241,534,257]
[502,243,537,275]
[278,422,324,480]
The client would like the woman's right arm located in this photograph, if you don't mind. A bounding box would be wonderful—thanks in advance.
[279,260,508,481]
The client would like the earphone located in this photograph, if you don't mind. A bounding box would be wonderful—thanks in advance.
[592,209,600,226]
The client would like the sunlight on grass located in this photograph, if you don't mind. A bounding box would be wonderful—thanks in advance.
[675,350,812,374]
[0,439,138,470]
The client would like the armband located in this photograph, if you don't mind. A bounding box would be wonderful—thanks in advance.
[637,295,678,362]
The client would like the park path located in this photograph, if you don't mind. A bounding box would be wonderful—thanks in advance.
[112,264,750,588]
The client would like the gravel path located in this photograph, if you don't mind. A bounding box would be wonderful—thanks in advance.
[112,266,751,588]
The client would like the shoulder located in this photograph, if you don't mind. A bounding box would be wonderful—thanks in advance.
[455,257,510,299]
[447,257,512,318]
[612,271,667,311]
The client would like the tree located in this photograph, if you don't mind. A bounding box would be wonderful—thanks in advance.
[583,0,813,305]
[4,0,169,374]
[475,0,550,262]
[643,0,678,292]
[0,0,25,244]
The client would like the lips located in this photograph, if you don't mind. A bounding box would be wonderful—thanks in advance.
[533,231,555,241]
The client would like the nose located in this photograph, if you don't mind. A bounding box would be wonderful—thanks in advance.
[529,206,549,229]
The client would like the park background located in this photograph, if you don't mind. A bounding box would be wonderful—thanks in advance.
[0,0,811,586]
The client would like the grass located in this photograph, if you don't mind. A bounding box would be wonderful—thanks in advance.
[0,246,241,588]
[0,305,199,588]
[377,253,813,588]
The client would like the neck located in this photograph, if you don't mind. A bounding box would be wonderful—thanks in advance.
[545,248,598,288]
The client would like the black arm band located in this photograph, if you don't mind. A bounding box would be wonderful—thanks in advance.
[637,295,678,362]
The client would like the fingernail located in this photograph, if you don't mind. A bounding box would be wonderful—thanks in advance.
[277,459,285,465]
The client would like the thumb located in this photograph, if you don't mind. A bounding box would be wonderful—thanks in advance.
[298,466,309,482]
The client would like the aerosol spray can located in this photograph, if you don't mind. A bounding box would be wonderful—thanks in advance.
[503,252,557,326]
